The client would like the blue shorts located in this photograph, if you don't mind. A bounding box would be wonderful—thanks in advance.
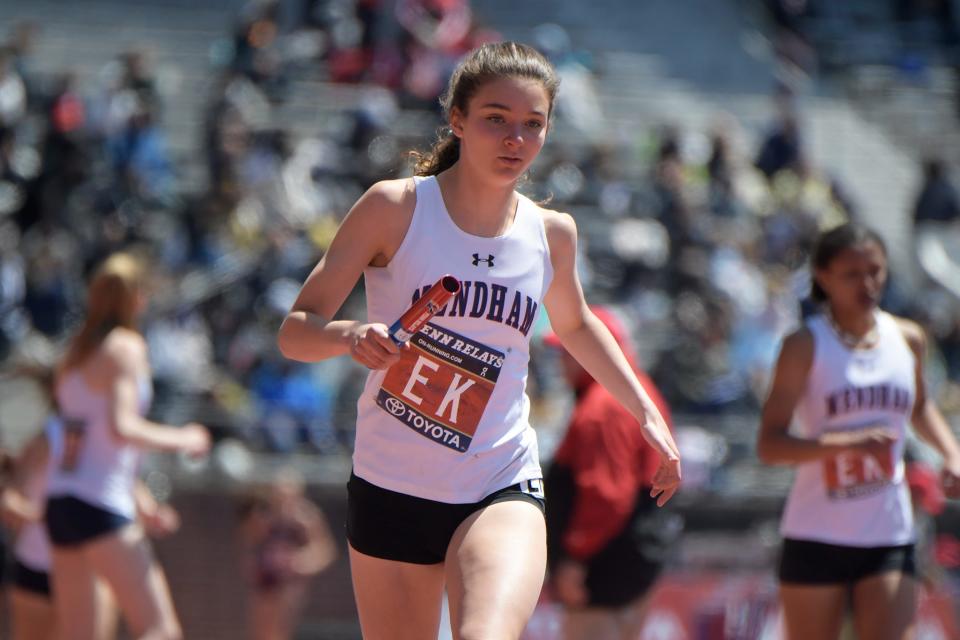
[347,472,545,565]
[45,496,133,548]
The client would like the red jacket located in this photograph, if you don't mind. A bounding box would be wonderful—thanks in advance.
[551,371,672,561]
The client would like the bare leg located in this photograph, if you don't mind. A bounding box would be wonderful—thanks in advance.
[51,547,100,640]
[85,524,181,640]
[779,583,847,640]
[94,579,120,640]
[445,501,546,640]
[348,544,446,640]
[851,571,917,640]
[10,588,57,640]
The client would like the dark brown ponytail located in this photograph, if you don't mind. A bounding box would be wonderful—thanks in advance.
[411,132,461,176]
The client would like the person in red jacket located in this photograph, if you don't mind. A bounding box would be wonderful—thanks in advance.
[544,305,678,640]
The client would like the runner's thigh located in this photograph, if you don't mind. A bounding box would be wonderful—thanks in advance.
[349,544,446,640]
[445,500,546,640]
[779,583,847,640]
[852,571,917,640]
[50,547,99,640]
[85,524,181,639]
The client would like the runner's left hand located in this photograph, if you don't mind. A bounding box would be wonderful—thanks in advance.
[942,457,960,499]
[650,456,681,507]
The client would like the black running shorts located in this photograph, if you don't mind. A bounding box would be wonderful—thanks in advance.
[347,471,545,564]
[45,496,133,548]
[778,537,916,585]
[11,560,51,597]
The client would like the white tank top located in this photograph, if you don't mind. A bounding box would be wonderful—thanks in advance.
[14,415,64,571]
[353,176,554,503]
[47,368,153,518]
[780,311,916,546]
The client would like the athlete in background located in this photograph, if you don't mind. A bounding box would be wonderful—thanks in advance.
[47,252,209,640]
[757,223,960,640]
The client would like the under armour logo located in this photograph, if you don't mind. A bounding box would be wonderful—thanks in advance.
[472,253,495,267]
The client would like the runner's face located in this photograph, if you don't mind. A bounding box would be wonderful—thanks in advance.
[816,241,887,313]
[450,76,550,182]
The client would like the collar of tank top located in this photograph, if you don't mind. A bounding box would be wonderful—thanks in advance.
[825,308,879,350]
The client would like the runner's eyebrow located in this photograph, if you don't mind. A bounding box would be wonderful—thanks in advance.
[478,103,547,117]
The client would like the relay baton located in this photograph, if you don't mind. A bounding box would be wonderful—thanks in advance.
[388,275,461,345]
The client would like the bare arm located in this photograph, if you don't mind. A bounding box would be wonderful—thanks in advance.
[897,318,960,497]
[1,431,49,529]
[277,179,414,368]
[7,430,49,494]
[134,481,180,537]
[105,334,210,455]
[756,330,892,465]
[541,210,680,504]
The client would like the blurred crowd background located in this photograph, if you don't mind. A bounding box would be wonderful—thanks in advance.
[0,0,959,637]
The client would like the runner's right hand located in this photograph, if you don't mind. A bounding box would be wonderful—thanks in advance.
[845,428,897,460]
[349,323,405,370]
[181,423,211,457]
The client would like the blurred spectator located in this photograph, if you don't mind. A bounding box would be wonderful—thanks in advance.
[755,87,802,181]
[707,128,737,217]
[913,158,960,224]
[146,308,216,393]
[231,0,291,101]
[233,0,281,77]
[654,288,755,413]
[249,357,339,454]
[0,221,25,312]
[394,0,494,105]
[22,247,77,339]
[532,23,605,139]
[120,49,160,108]
[652,127,695,245]
[704,116,770,219]
[106,99,175,204]
[323,0,382,84]
[5,22,40,108]
[39,72,89,224]
[0,126,38,229]
[238,469,337,640]
[769,157,849,231]
[895,0,960,49]
[544,306,680,640]
[0,47,26,128]
[765,0,816,77]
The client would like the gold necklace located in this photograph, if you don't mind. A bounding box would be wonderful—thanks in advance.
[826,309,879,350]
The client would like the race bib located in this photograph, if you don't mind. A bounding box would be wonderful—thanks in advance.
[376,323,504,453]
[821,425,895,500]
